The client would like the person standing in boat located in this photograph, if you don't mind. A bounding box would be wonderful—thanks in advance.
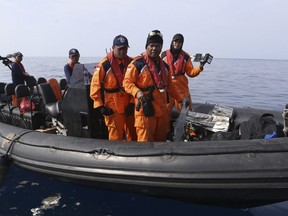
[11,52,31,85]
[90,35,137,141]
[64,48,80,83]
[123,30,183,142]
[161,33,204,112]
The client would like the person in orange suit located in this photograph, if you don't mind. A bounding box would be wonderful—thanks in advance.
[123,30,183,142]
[90,35,137,141]
[161,33,204,113]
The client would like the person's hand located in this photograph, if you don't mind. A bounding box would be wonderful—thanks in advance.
[138,95,148,103]
[125,103,135,116]
[200,58,207,66]
[181,97,190,109]
[136,90,144,99]
[200,53,212,67]
[97,106,114,116]
[135,95,149,111]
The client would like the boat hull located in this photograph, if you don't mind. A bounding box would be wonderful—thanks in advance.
[1,119,288,207]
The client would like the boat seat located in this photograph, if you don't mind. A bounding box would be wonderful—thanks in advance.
[37,77,47,85]
[59,78,68,90]
[13,84,45,129]
[0,82,7,109]
[59,78,69,98]
[36,77,47,96]
[38,83,61,118]
[1,83,17,125]
[25,76,38,95]
[17,77,43,111]
[0,82,7,122]
[38,83,66,135]
[46,101,61,119]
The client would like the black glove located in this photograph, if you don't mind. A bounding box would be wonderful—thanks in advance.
[98,106,114,116]
[140,95,154,117]
[200,57,207,66]
[125,103,135,116]
[139,95,149,103]
[135,95,148,111]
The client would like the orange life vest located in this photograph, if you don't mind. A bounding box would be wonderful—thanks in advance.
[48,78,62,101]
[141,52,167,90]
[15,62,26,74]
[166,50,185,76]
[106,51,131,89]
[67,61,74,71]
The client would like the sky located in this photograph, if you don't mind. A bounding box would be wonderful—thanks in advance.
[0,0,287,60]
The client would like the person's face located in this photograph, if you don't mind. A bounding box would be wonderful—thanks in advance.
[146,43,162,59]
[113,46,128,60]
[15,55,23,63]
[70,54,80,63]
[172,39,183,50]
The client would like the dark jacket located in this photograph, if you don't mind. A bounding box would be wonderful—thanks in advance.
[11,62,28,85]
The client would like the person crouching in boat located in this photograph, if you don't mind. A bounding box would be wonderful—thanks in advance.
[161,33,204,113]
[123,30,183,142]
[64,48,80,84]
[90,35,137,141]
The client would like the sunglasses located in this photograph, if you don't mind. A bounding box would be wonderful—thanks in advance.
[148,30,163,39]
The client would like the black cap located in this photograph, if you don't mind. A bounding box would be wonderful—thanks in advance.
[14,52,23,57]
[113,35,129,47]
[69,48,80,56]
[145,30,163,48]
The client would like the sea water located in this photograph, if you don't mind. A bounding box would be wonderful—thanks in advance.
[0,57,288,215]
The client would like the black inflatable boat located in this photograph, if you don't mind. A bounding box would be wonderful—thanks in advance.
[1,63,288,208]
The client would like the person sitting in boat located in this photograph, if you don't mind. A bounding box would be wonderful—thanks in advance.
[161,33,205,113]
[11,52,33,107]
[90,35,137,141]
[123,30,183,142]
[64,48,80,84]
[11,52,31,86]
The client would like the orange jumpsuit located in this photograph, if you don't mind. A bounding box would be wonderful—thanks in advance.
[90,54,137,141]
[123,53,182,142]
[161,50,202,112]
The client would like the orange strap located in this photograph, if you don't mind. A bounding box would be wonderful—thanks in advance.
[141,52,167,89]
[166,50,185,76]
